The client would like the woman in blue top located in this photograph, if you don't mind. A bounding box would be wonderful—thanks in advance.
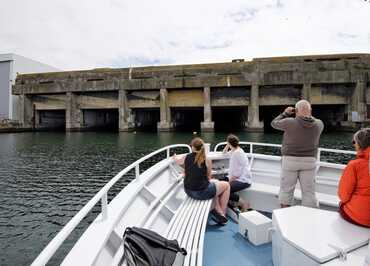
[174,137,230,224]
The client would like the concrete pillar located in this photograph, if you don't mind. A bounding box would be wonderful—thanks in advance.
[302,83,311,102]
[34,110,40,129]
[245,84,263,132]
[157,88,173,131]
[19,94,33,128]
[65,92,82,131]
[201,86,214,132]
[348,76,367,122]
[340,74,367,131]
[119,89,134,131]
[350,79,367,122]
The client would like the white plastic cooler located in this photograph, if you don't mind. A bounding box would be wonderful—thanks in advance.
[238,210,272,246]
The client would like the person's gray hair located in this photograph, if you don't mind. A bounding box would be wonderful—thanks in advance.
[353,128,370,150]
[295,100,311,113]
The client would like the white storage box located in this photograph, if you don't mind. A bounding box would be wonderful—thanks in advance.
[239,210,272,246]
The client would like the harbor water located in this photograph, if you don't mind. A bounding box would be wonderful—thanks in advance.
[0,131,355,265]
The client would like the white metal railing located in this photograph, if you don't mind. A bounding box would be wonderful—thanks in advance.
[31,144,191,266]
[317,147,356,162]
[214,141,356,162]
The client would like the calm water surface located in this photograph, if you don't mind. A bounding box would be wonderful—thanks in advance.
[0,131,355,265]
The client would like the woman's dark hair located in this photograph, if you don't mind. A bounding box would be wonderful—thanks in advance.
[191,137,205,167]
[227,134,239,148]
[353,128,370,150]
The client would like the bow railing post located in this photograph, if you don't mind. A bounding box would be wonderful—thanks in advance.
[101,193,108,220]
[135,164,140,180]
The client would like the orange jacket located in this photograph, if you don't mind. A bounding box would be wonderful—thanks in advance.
[338,147,370,227]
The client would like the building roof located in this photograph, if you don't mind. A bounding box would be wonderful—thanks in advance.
[0,53,59,71]
[0,53,14,62]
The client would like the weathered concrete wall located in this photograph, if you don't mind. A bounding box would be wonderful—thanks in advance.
[33,94,66,110]
[157,88,172,131]
[19,94,33,128]
[12,53,370,132]
[310,84,353,105]
[118,89,135,131]
[65,92,81,131]
[211,87,250,107]
[168,89,203,107]
[78,92,118,109]
[127,90,159,109]
[201,86,213,131]
[259,85,301,106]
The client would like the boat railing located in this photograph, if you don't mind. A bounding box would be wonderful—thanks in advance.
[31,144,191,266]
[213,141,356,162]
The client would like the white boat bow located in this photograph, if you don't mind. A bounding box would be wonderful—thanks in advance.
[31,142,370,266]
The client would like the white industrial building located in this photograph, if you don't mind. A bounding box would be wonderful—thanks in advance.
[0,53,59,121]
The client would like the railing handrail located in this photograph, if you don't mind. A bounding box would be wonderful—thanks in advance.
[214,141,356,158]
[31,144,191,266]
[214,141,281,152]
[318,147,356,155]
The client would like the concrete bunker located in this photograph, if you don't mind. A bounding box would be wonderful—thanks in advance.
[172,107,203,132]
[212,106,247,132]
[82,109,118,131]
[133,108,160,132]
[36,110,66,130]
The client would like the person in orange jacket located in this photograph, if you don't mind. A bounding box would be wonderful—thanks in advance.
[338,128,370,227]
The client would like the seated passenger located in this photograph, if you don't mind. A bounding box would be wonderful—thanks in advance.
[338,128,370,227]
[223,134,252,211]
[173,137,230,225]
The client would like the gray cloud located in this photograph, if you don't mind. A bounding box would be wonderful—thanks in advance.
[228,9,258,23]
[168,41,179,48]
[196,41,232,50]
[109,56,175,68]
[337,33,358,39]
[276,0,283,8]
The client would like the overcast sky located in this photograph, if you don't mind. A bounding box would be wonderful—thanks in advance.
[1,0,369,70]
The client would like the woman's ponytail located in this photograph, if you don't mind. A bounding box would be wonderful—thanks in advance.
[191,137,206,167]
[195,145,206,167]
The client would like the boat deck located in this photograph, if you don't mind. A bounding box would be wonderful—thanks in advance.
[204,217,273,266]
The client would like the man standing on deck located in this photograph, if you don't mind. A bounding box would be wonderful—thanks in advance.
[271,100,324,208]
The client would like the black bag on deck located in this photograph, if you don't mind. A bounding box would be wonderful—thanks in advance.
[123,227,187,266]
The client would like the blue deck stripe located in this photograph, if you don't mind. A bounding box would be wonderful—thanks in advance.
[204,218,273,266]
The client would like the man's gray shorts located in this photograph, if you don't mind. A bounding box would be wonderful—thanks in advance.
[279,156,318,208]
